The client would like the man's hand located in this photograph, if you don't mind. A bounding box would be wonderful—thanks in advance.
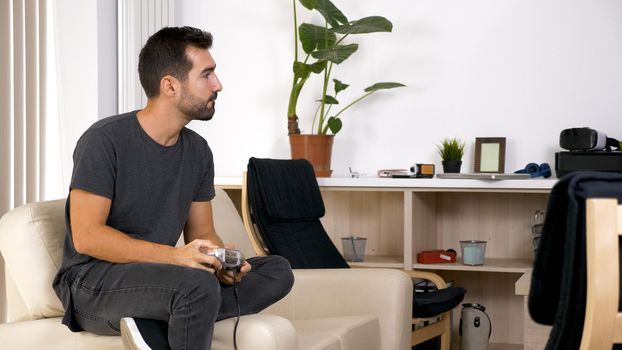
[216,260,252,285]
[214,243,252,285]
[174,239,223,273]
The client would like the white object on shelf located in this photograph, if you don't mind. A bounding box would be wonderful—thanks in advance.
[461,240,487,265]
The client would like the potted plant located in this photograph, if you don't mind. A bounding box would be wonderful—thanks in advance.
[287,0,405,176]
[437,138,466,173]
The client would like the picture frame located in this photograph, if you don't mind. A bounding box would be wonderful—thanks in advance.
[474,137,506,173]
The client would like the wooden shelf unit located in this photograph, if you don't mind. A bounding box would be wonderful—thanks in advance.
[216,176,556,345]
[347,255,403,268]
[414,258,533,273]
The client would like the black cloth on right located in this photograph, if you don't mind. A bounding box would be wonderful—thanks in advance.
[246,157,465,317]
[529,171,622,350]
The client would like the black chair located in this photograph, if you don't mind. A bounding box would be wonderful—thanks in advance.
[529,171,622,349]
[242,157,466,349]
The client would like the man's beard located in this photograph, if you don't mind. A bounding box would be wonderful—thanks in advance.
[179,87,217,121]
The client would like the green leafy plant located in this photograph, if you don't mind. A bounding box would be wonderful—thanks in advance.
[287,0,405,135]
[437,138,466,161]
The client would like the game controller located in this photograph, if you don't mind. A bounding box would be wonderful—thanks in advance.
[205,248,245,271]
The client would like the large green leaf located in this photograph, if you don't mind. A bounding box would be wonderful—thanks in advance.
[330,16,393,34]
[293,61,327,79]
[298,0,317,10]
[299,23,336,54]
[310,61,327,73]
[316,95,339,104]
[314,0,348,27]
[364,82,406,92]
[327,117,343,134]
[293,61,312,80]
[333,79,349,94]
[311,43,358,64]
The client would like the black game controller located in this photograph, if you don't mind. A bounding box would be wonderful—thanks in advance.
[206,248,245,271]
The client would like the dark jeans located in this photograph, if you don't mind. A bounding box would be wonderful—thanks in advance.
[69,255,294,350]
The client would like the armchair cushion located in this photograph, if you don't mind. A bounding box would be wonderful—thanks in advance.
[0,317,121,350]
[292,315,379,350]
[264,268,412,350]
[0,199,65,320]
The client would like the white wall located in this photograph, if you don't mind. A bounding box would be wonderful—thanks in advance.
[97,0,118,119]
[55,0,99,189]
[54,0,117,191]
[176,0,622,177]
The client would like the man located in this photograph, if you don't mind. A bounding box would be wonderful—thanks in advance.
[52,26,294,350]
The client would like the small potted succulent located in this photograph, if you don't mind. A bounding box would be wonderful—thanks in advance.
[437,138,466,173]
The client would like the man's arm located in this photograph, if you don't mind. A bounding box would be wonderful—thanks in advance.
[71,189,221,271]
[184,200,251,284]
[183,200,224,247]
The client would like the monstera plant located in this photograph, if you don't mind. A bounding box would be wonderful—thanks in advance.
[286,0,404,176]
[287,0,404,136]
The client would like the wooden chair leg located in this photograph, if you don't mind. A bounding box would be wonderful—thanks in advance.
[411,312,452,348]
[440,313,451,350]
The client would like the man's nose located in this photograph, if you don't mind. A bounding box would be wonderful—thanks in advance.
[212,74,223,92]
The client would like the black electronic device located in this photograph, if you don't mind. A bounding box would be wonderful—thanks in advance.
[559,127,620,152]
[560,127,607,151]
[206,248,245,270]
[410,163,435,178]
[555,151,622,178]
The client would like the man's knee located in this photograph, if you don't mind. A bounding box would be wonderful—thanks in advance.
[271,256,294,290]
[251,255,294,299]
[275,257,295,297]
[173,267,221,310]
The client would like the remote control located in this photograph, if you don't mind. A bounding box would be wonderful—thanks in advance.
[205,248,245,271]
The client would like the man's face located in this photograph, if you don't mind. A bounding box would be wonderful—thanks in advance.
[177,46,223,121]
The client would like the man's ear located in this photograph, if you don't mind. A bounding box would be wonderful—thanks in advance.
[160,75,179,97]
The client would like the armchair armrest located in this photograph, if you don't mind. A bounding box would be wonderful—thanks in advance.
[262,268,412,350]
[212,314,298,350]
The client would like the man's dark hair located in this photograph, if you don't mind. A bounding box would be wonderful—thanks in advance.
[138,26,213,98]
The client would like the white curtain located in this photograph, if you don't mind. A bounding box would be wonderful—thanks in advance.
[0,0,48,214]
[0,0,49,323]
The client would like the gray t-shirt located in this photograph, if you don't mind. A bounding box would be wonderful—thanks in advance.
[54,110,215,279]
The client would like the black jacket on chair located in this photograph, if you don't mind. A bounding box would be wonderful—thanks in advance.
[529,171,622,350]
[247,157,349,269]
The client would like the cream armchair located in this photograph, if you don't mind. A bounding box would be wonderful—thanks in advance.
[0,188,412,350]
